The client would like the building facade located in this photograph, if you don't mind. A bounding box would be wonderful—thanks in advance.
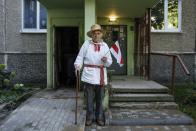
[0,0,195,88]
[150,0,196,84]
[0,0,47,84]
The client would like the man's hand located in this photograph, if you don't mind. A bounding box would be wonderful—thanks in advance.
[75,65,80,70]
[101,57,107,63]
[75,65,80,76]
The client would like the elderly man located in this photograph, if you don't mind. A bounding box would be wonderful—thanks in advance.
[74,24,112,126]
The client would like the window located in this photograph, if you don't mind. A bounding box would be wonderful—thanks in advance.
[22,0,47,33]
[151,0,182,32]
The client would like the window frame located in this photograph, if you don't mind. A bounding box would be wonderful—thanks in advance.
[21,0,47,33]
[151,0,182,33]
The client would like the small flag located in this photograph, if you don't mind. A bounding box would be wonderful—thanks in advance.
[110,41,124,67]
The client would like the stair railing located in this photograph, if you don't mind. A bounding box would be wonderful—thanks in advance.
[150,52,195,95]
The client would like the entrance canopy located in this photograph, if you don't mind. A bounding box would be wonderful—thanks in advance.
[39,0,160,88]
[39,0,159,18]
[97,0,159,18]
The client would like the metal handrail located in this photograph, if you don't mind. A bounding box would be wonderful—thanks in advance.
[176,55,190,75]
[150,52,193,95]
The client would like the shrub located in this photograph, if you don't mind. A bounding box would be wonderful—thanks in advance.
[0,64,16,89]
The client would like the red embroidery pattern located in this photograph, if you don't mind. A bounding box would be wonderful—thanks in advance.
[93,43,101,52]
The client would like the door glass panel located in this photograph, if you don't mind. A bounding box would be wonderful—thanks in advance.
[102,25,127,75]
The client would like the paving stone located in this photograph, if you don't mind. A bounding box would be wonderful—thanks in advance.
[0,89,86,131]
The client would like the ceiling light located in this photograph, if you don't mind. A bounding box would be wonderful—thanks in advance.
[109,16,117,22]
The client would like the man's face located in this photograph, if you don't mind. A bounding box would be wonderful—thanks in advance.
[92,30,103,43]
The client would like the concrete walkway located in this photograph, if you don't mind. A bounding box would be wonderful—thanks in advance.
[0,76,195,131]
[0,88,86,131]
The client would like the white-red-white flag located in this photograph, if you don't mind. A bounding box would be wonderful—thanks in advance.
[110,41,124,67]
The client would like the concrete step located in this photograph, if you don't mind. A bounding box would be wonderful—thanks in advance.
[112,87,169,94]
[110,102,178,109]
[109,109,193,126]
[110,94,174,102]
[111,77,169,94]
[85,125,196,131]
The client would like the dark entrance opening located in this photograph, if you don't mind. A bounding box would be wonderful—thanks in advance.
[54,27,79,88]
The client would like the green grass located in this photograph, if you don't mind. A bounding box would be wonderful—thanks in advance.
[174,83,196,121]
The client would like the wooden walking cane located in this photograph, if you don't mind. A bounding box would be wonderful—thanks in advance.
[75,70,80,125]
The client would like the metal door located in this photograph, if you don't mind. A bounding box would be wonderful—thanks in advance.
[102,25,127,75]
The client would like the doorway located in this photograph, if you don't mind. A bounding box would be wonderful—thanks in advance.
[54,27,79,88]
[102,25,127,75]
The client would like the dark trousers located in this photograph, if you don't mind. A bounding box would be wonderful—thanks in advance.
[84,82,104,121]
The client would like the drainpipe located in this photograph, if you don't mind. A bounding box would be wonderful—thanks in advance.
[2,0,7,69]
[147,8,151,80]
[194,29,196,82]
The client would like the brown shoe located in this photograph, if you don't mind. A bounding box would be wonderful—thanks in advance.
[96,119,104,126]
[85,119,93,126]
